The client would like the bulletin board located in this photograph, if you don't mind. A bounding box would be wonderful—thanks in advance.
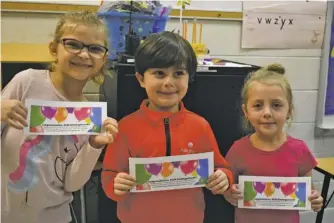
[316,0,334,133]
[241,1,327,49]
[1,0,243,20]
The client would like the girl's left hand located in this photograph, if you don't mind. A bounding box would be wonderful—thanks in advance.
[309,189,323,212]
[89,117,118,149]
[206,169,229,195]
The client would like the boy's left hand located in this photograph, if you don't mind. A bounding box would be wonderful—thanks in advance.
[89,117,118,149]
[308,189,323,212]
[206,169,229,195]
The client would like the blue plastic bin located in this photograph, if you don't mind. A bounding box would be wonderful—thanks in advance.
[97,11,168,60]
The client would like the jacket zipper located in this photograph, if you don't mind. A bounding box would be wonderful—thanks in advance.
[164,118,171,156]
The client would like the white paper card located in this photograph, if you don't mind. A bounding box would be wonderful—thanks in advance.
[24,99,107,135]
[238,176,312,210]
[129,152,214,192]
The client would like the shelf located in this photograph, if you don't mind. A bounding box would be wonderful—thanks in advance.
[1,2,243,20]
[1,43,53,62]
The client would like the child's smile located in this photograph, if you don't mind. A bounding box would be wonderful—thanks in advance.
[69,61,93,69]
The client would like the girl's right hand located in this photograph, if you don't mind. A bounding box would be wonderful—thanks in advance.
[224,184,243,206]
[114,172,136,196]
[1,99,28,129]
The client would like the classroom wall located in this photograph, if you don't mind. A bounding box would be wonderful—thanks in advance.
[1,11,333,222]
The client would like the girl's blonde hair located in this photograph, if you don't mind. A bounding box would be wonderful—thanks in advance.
[241,63,294,126]
[49,11,110,85]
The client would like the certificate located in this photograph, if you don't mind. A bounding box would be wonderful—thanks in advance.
[129,152,214,192]
[238,176,312,210]
[24,99,107,135]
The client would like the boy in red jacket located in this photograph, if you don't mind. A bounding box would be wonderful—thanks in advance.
[102,31,233,223]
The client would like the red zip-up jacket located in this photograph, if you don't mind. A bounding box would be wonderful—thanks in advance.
[102,100,233,223]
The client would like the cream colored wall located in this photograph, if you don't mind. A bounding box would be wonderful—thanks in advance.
[1,11,333,222]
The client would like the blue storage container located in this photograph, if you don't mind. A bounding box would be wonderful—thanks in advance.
[97,11,168,60]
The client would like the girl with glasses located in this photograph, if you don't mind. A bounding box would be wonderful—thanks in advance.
[1,11,118,223]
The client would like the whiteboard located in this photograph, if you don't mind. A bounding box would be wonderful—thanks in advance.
[2,0,243,12]
[241,1,327,49]
[316,0,334,130]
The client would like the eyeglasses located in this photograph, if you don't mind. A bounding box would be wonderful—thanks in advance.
[60,38,108,59]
